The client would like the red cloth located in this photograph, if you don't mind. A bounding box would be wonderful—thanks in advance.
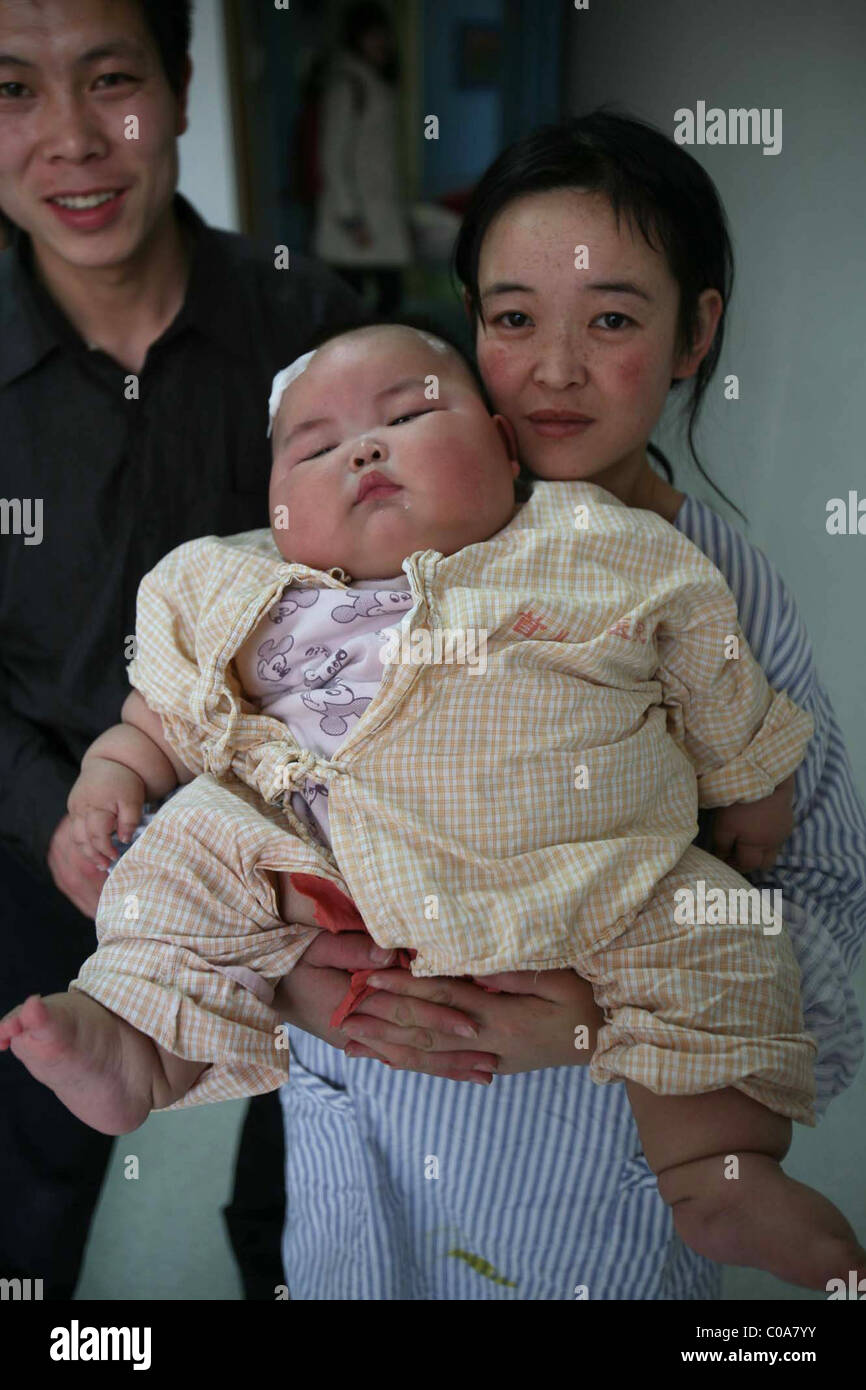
[288,873,501,1030]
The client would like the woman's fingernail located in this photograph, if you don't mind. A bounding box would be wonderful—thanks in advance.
[454,1023,479,1039]
[470,1074,493,1085]
[473,1061,497,1073]
[366,974,384,989]
[370,948,395,966]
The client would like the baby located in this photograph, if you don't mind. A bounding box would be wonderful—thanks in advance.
[2,324,864,1291]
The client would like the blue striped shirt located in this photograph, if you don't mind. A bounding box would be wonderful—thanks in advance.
[676,495,865,1111]
[278,492,865,1299]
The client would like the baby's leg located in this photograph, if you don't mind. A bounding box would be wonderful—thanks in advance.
[584,843,866,1288]
[626,1081,866,1290]
[0,867,322,1134]
[0,871,331,1134]
[271,871,326,930]
[0,777,340,1130]
[0,992,206,1135]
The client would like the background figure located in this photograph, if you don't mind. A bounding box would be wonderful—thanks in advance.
[312,1,411,314]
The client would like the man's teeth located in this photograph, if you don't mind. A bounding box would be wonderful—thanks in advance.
[51,192,118,209]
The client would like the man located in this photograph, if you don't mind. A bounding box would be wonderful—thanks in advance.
[0,0,361,1298]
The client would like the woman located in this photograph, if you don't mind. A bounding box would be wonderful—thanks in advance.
[276,112,866,1299]
[312,1,410,315]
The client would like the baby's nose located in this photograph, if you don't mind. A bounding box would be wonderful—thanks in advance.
[351,438,388,467]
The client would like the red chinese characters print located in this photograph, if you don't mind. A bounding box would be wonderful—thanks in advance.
[608,617,648,643]
[511,611,571,641]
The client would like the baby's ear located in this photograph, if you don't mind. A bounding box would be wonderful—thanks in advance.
[492,413,519,466]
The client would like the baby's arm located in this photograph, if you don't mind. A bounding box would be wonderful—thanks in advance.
[710,773,795,873]
[68,690,195,870]
[654,574,813,861]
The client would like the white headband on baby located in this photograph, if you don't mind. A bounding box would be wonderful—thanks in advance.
[267,350,317,437]
[267,330,452,438]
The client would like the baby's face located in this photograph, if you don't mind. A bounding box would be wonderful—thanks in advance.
[269,327,520,579]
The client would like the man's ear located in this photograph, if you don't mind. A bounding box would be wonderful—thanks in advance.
[493,413,519,471]
[175,57,193,137]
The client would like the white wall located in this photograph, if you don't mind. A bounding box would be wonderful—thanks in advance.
[565,0,866,795]
[178,0,239,231]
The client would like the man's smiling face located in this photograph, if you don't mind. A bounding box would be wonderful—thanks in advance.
[269,326,521,580]
[0,0,188,268]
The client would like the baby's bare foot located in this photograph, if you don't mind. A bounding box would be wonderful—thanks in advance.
[0,992,157,1135]
[660,1151,866,1291]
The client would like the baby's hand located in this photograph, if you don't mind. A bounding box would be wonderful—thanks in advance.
[710,775,795,874]
[67,757,146,871]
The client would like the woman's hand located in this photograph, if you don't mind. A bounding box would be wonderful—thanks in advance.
[276,930,605,1081]
[340,966,604,1076]
[272,931,502,1084]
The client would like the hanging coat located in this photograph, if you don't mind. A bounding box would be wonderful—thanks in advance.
[312,50,412,268]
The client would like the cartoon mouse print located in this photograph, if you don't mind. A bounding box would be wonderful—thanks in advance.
[256,634,295,682]
[302,780,329,808]
[268,588,320,624]
[303,647,349,688]
[331,591,414,624]
[301,682,372,737]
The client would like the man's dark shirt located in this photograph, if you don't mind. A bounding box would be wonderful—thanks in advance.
[0,195,360,880]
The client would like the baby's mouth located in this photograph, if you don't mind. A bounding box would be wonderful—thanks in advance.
[355,470,403,504]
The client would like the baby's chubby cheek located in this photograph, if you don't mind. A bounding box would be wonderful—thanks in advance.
[268,473,296,560]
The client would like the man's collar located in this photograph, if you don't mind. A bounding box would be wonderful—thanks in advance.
[0,193,254,390]
[166,194,256,362]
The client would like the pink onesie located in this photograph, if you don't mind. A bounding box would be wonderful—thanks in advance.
[234,574,415,846]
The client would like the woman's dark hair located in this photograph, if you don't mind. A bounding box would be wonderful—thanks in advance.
[342,2,398,84]
[137,0,193,98]
[287,314,534,505]
[453,109,744,520]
